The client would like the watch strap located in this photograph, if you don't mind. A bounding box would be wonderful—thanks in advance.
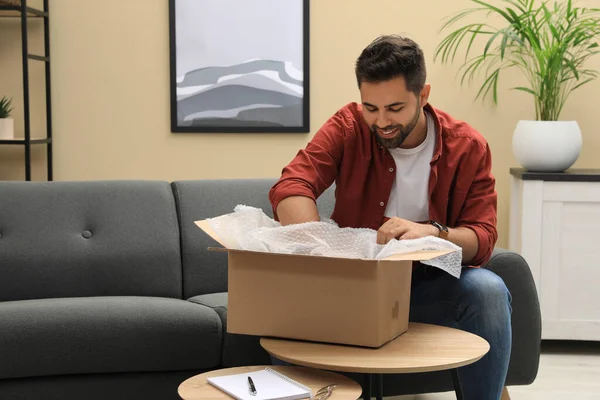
[429,220,449,240]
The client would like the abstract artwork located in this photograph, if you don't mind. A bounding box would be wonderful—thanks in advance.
[169,0,310,133]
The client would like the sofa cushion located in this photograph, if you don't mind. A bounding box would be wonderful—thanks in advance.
[0,297,222,379]
[172,179,336,298]
[0,370,208,400]
[0,181,182,301]
[188,292,271,367]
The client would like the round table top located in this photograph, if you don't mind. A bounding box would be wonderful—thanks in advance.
[178,365,362,399]
[260,322,490,374]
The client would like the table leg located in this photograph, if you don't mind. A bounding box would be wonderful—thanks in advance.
[361,374,383,400]
[362,373,371,399]
[374,373,383,400]
[451,369,464,400]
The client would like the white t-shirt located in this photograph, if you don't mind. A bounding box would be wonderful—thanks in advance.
[384,111,436,222]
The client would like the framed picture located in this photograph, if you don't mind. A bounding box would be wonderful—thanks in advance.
[169,0,310,133]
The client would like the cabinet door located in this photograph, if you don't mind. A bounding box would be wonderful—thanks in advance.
[540,182,600,340]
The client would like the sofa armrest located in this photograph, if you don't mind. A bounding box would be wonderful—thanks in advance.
[483,247,542,385]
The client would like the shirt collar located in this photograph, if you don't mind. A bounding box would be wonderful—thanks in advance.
[424,103,443,164]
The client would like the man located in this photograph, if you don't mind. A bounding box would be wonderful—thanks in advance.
[268,35,512,400]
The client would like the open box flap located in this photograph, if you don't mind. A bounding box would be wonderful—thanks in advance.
[195,220,229,248]
[381,249,455,261]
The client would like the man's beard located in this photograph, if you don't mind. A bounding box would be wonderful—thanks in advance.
[372,101,421,149]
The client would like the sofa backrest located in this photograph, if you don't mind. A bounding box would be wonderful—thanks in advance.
[172,179,336,299]
[0,181,182,302]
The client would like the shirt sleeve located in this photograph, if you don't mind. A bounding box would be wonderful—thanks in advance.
[456,142,498,266]
[268,111,348,221]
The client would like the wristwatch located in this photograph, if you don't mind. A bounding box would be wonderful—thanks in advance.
[429,220,449,240]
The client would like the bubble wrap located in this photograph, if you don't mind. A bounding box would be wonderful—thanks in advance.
[207,205,463,278]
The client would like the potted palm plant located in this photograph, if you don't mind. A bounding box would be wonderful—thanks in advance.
[435,0,600,172]
[0,96,14,140]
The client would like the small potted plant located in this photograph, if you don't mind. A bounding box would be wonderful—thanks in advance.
[0,96,14,140]
[435,0,600,172]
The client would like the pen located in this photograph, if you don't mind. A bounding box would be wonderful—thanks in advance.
[248,376,257,396]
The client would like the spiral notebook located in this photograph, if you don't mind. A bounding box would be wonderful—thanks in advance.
[206,367,312,400]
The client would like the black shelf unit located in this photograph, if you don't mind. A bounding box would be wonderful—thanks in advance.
[0,0,52,181]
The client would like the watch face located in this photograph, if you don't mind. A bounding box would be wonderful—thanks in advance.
[431,221,442,230]
[431,220,448,232]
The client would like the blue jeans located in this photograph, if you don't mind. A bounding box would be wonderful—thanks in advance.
[409,265,512,399]
[272,266,512,400]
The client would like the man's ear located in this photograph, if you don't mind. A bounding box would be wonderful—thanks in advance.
[420,84,431,107]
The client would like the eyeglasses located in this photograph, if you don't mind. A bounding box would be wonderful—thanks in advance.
[313,384,338,400]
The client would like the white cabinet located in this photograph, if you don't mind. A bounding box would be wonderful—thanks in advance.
[509,168,600,341]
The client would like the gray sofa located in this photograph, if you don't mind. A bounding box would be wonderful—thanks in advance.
[0,179,541,399]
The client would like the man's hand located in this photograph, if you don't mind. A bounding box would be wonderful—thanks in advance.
[377,217,438,244]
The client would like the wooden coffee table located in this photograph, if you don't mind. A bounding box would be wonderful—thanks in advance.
[260,322,490,400]
[178,365,362,399]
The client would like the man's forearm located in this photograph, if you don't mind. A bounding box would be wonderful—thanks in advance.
[446,226,479,264]
[275,196,320,226]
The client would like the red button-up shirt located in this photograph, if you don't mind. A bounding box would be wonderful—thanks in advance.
[269,102,498,266]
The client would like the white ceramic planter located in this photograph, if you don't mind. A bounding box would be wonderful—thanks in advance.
[0,118,14,139]
[512,120,582,172]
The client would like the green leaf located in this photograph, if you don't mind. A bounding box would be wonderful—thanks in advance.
[0,96,13,118]
[438,27,469,63]
[512,86,538,97]
[472,0,515,23]
[572,77,595,91]
[439,8,477,33]
[475,67,502,104]
[465,24,487,61]
[484,29,505,57]
[503,0,528,14]
[506,7,521,24]
[459,54,489,86]
[526,0,535,12]
[500,31,509,60]
[452,27,476,62]
[564,59,580,80]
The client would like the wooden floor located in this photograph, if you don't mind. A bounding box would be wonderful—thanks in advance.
[390,340,600,400]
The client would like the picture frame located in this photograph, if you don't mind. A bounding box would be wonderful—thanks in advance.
[168,0,310,133]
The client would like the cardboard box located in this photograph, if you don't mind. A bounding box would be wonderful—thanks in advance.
[196,220,454,348]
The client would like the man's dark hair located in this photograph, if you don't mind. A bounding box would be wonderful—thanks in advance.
[355,35,427,95]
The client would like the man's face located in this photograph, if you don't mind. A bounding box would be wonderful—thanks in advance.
[359,76,428,149]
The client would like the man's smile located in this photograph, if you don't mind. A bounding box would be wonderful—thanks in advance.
[378,127,399,137]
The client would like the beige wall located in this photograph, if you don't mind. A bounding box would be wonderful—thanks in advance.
[2,0,600,248]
